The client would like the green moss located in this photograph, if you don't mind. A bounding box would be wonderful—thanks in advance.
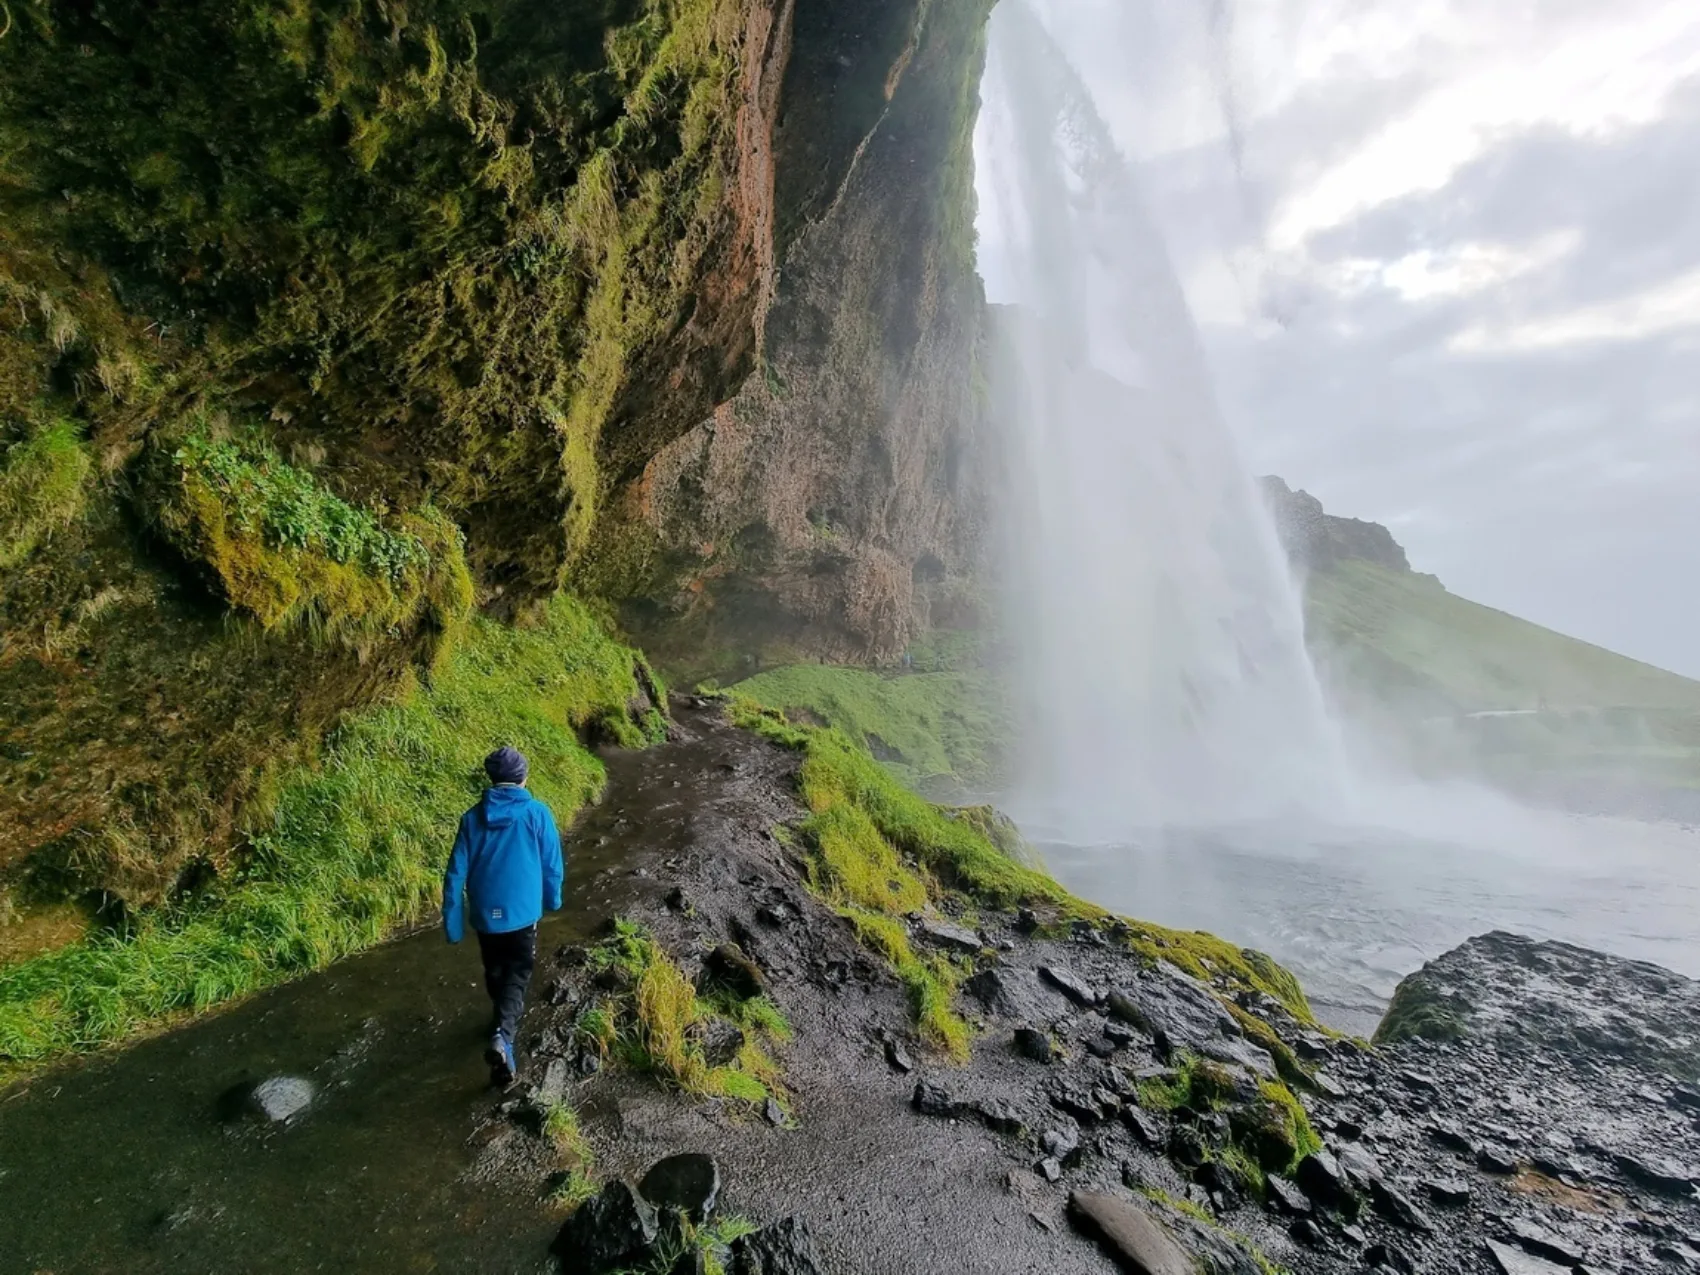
[726,700,1318,1064]
[584,919,787,1106]
[142,422,473,655]
[0,593,648,1063]
[0,418,91,569]
[729,664,1010,792]
[1374,977,1469,1046]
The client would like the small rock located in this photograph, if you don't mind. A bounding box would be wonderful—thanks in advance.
[1477,1147,1519,1175]
[1296,1149,1356,1209]
[1016,907,1041,934]
[1266,1176,1310,1216]
[763,1097,785,1127]
[552,1181,658,1274]
[1049,1084,1116,1126]
[729,1216,824,1275]
[1041,1125,1081,1161]
[1014,1027,1058,1064]
[1038,1158,1063,1183]
[970,1100,1026,1136]
[1485,1238,1570,1275]
[538,1057,572,1104]
[1104,1022,1140,1047]
[1366,1241,1416,1273]
[1086,1037,1118,1059]
[883,1036,914,1074]
[1067,1190,1195,1275]
[1039,966,1101,1008]
[1289,1218,1325,1247]
[1670,1085,1700,1113]
[1338,1143,1382,1190]
[1399,1069,1439,1091]
[1506,1218,1586,1266]
[664,886,691,913]
[247,1076,314,1124]
[1369,1179,1434,1233]
[912,1081,958,1119]
[1613,1151,1699,1197]
[702,944,765,1000]
[639,1154,721,1223]
[1428,1122,1475,1155]
[1122,1107,1165,1149]
[1313,1072,1348,1101]
[964,968,1064,1020]
[1424,1177,1471,1207]
[917,919,982,953]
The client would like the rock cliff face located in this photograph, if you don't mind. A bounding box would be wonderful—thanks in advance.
[590,0,995,677]
[1260,476,1412,576]
[0,1,995,914]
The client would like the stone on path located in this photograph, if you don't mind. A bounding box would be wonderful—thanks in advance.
[248,1076,314,1123]
[1066,1190,1194,1275]
[729,1216,824,1275]
[638,1153,721,1223]
[1014,1026,1057,1063]
[1039,965,1101,1008]
[917,919,982,954]
[553,1180,658,1274]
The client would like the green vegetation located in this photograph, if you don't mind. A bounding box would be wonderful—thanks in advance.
[0,418,90,569]
[728,699,1317,1064]
[0,595,651,1063]
[1308,561,1700,790]
[1135,1055,1320,1195]
[1374,976,1469,1046]
[729,665,1009,792]
[1309,561,1700,713]
[542,1098,598,1210]
[581,919,788,1106]
[608,1215,760,1275]
[145,424,473,653]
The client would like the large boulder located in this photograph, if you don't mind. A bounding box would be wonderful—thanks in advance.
[1066,1191,1195,1275]
[553,1181,659,1275]
[1108,964,1241,1060]
[639,1154,722,1225]
[729,1216,825,1275]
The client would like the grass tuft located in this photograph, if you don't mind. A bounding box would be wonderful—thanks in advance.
[0,418,91,569]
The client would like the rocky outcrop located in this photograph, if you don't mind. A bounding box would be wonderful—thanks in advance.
[1260,476,1413,575]
[463,703,1700,1275]
[596,0,996,674]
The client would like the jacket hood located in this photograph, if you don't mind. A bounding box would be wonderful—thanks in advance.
[481,785,531,829]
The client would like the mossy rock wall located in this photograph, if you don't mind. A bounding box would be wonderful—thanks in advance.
[0,0,997,956]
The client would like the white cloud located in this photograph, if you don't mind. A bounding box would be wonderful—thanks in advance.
[1450,263,1700,351]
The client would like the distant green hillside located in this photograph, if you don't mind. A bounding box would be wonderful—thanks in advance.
[1303,562,1700,797]
[1306,560,1700,715]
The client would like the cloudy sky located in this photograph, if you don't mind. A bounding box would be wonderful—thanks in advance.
[979,0,1700,680]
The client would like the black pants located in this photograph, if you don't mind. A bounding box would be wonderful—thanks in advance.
[476,924,537,1042]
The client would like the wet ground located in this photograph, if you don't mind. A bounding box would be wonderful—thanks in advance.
[0,733,717,1274]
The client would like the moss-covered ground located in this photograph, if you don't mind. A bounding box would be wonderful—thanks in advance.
[726,699,1318,1066]
[728,664,1008,793]
[0,595,650,1064]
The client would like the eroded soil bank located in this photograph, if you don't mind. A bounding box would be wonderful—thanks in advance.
[6,703,1700,1275]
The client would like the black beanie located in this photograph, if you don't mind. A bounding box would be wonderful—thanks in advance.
[484,745,529,786]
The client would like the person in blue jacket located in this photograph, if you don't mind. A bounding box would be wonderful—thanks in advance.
[443,745,564,1086]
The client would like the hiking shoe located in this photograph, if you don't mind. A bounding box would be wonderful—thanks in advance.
[485,1031,516,1087]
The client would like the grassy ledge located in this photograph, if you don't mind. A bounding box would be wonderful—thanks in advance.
[724,698,1319,1068]
[575,918,790,1108]
[0,596,650,1066]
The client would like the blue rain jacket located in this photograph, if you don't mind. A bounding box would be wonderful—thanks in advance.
[442,785,564,942]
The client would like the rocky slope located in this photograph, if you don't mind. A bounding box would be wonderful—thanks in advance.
[465,703,1700,1275]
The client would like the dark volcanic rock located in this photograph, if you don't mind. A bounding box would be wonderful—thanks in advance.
[1504,1218,1586,1266]
[911,1081,958,1119]
[639,1154,721,1223]
[1108,964,1239,1060]
[882,1035,914,1074]
[1266,1176,1310,1216]
[1377,931,1700,1082]
[553,1181,658,1273]
[1368,1179,1433,1233]
[244,1075,314,1124]
[729,1216,824,1275]
[1014,1026,1058,1063]
[1066,1191,1194,1274]
[1296,1150,1356,1209]
[1039,965,1102,1007]
[1424,1177,1471,1207]
[1485,1238,1571,1275]
[964,967,1065,1021]
[917,919,982,953]
[702,944,766,1000]
[1613,1150,1699,1197]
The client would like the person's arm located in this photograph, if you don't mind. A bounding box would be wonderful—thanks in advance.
[443,814,471,943]
[540,805,564,913]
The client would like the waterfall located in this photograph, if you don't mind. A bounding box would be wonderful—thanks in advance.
[978,0,1351,841]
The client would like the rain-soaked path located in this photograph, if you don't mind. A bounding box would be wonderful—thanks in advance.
[0,735,730,1275]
